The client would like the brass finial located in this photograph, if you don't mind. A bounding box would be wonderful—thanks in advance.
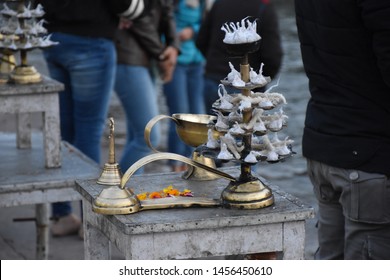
[108,117,116,164]
[97,118,122,185]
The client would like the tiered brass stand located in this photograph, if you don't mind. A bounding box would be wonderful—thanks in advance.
[219,49,274,209]
[0,0,56,84]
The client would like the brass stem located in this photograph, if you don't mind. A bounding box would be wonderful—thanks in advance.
[108,118,116,164]
[239,54,253,180]
[120,152,236,188]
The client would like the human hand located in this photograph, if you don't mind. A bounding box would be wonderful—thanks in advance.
[158,46,178,82]
[119,18,133,29]
[179,27,194,41]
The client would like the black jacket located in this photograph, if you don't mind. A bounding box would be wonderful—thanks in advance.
[296,0,390,175]
[36,0,145,39]
[115,0,180,67]
[196,0,283,81]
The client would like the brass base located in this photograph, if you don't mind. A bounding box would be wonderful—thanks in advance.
[221,179,274,209]
[0,52,16,84]
[97,162,122,185]
[182,151,221,181]
[93,185,140,215]
[10,65,42,84]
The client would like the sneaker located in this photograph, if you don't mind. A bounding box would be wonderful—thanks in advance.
[51,213,81,237]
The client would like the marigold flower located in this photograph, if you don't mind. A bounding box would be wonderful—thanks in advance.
[149,191,163,199]
[137,193,148,201]
[167,189,180,196]
[163,185,174,193]
[138,186,193,200]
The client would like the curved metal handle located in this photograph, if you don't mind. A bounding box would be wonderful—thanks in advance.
[144,115,179,153]
[120,152,236,188]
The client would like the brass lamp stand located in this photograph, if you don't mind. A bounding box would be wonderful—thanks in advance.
[219,51,274,210]
[0,0,58,84]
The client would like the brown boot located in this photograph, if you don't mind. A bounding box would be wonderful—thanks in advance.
[51,214,81,237]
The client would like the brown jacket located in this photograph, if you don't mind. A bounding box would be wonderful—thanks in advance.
[115,0,180,67]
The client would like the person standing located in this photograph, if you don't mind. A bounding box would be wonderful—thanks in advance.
[36,0,146,237]
[114,0,180,172]
[295,0,390,259]
[196,0,283,114]
[163,0,206,172]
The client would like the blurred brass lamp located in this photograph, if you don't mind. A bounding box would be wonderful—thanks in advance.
[0,49,15,83]
[0,0,58,84]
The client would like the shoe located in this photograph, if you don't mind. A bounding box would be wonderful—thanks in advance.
[51,213,81,237]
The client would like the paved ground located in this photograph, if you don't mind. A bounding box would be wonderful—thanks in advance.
[0,0,318,260]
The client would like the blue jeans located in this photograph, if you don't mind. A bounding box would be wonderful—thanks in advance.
[43,32,116,217]
[163,63,205,165]
[114,65,160,172]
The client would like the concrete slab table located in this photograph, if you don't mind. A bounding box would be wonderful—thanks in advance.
[76,168,314,260]
[0,133,101,259]
[0,76,63,168]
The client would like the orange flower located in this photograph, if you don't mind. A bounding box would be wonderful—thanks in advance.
[163,185,174,193]
[137,193,148,200]
[167,188,180,196]
[149,192,163,199]
[137,186,193,200]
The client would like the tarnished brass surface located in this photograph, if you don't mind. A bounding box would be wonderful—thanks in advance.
[93,185,140,215]
[144,114,220,180]
[97,118,122,185]
[96,163,122,185]
[140,196,220,211]
[10,65,42,84]
[182,151,221,181]
[120,152,236,188]
[221,179,274,209]
[0,51,16,84]
[93,185,221,215]
[172,113,217,147]
[144,113,217,152]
